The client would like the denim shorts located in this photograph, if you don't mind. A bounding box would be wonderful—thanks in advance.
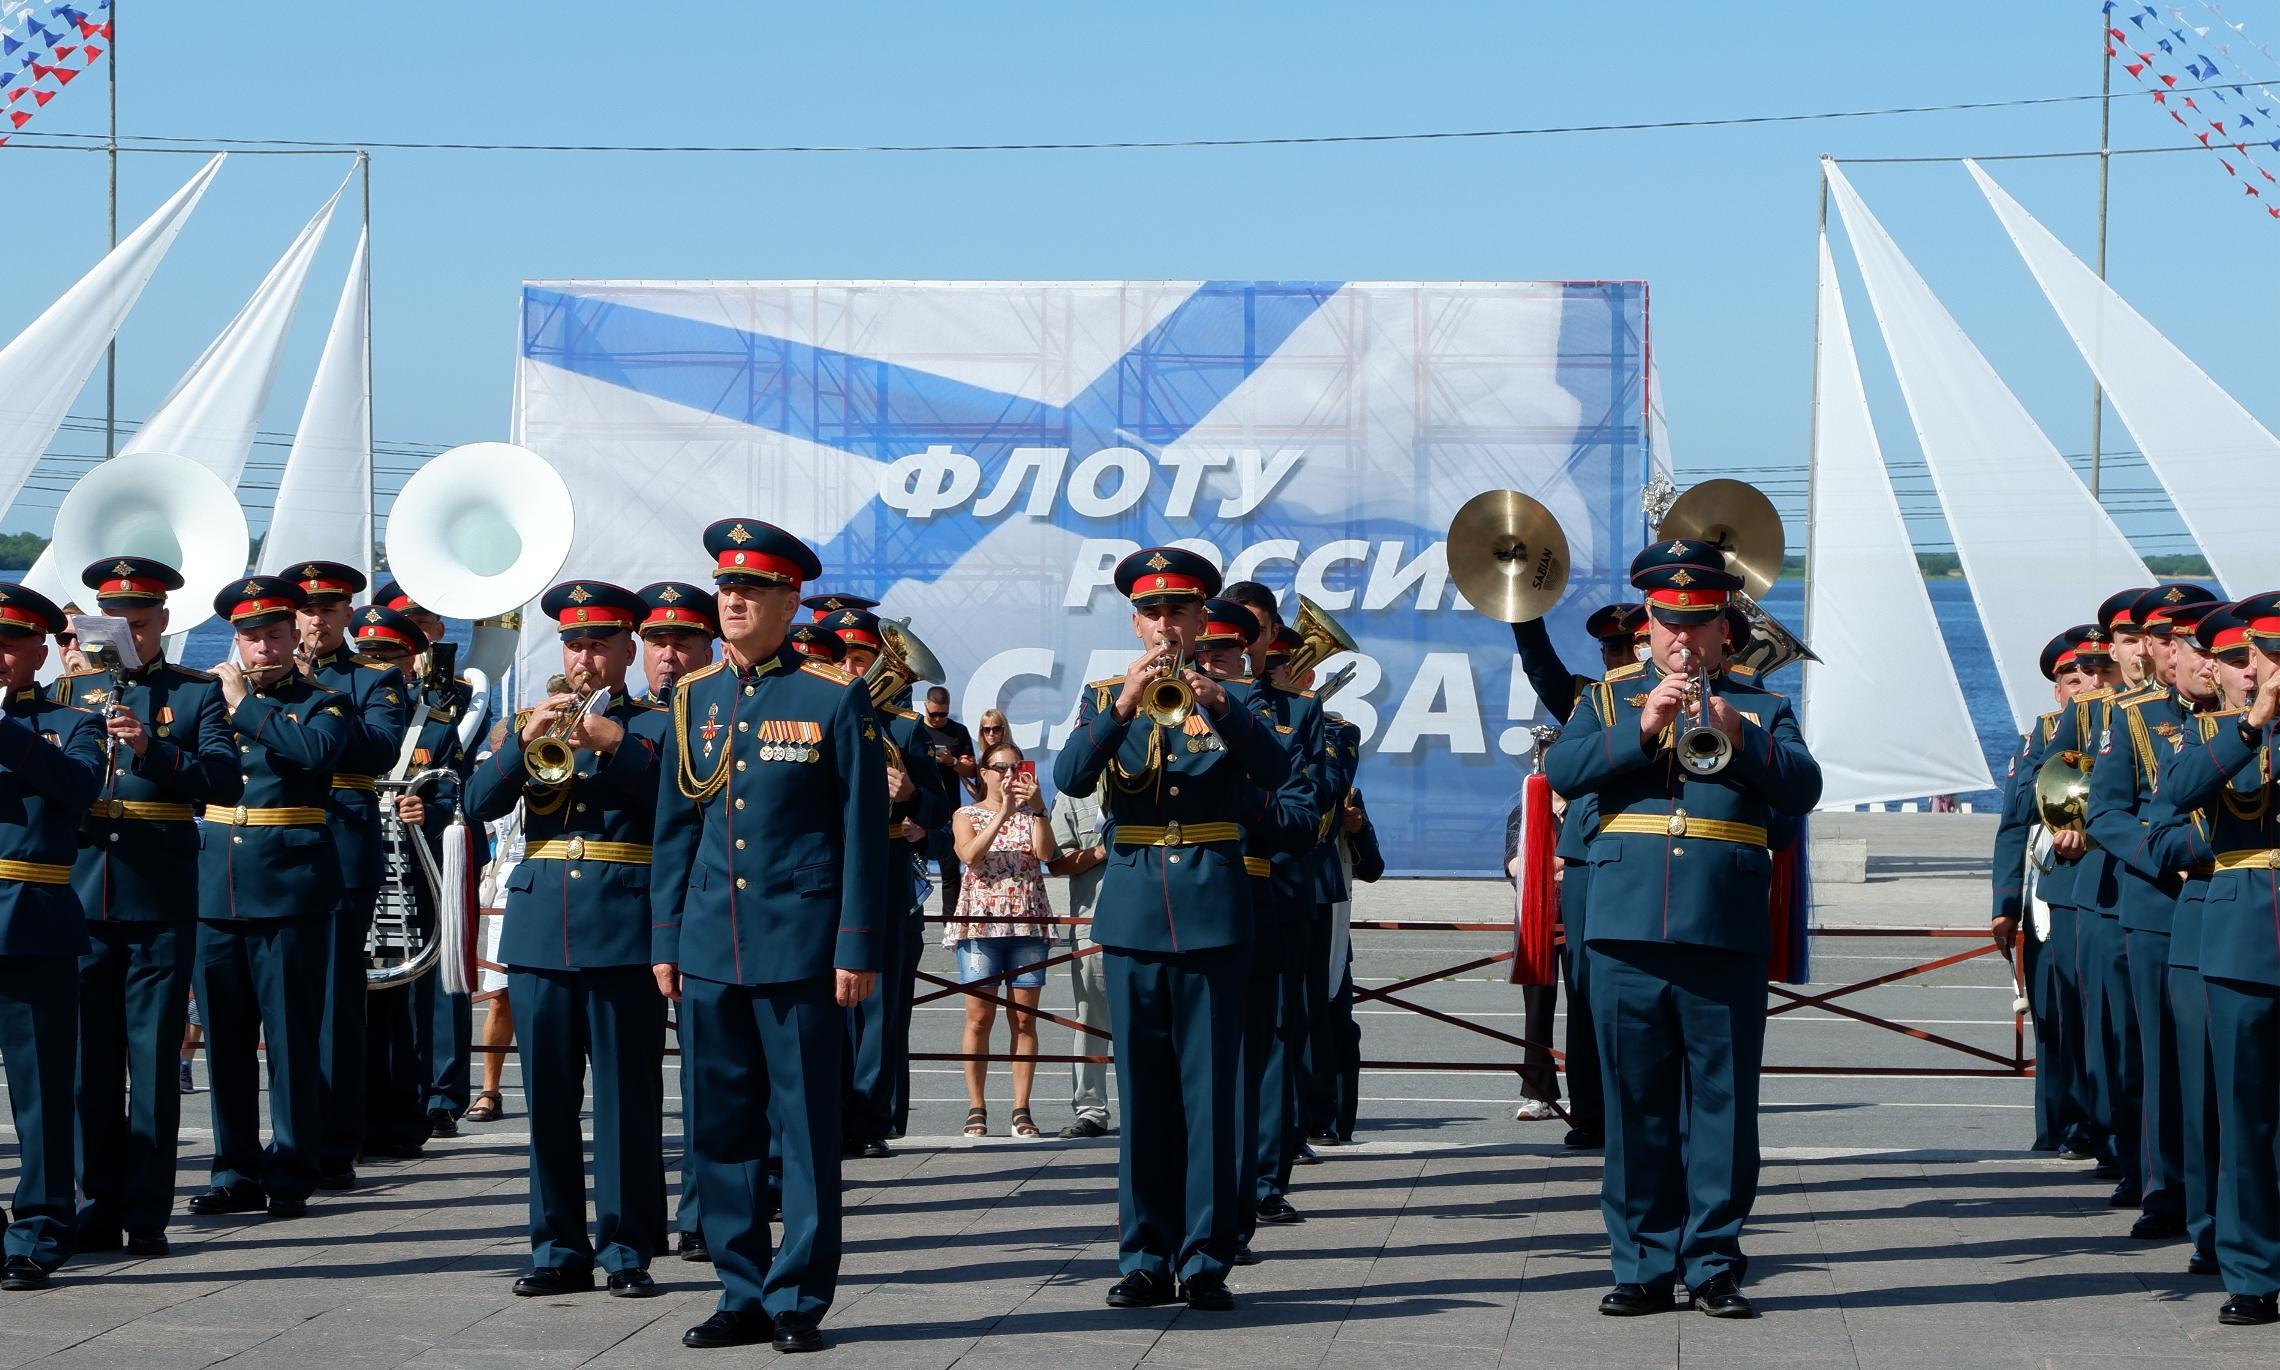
[954,936,1049,990]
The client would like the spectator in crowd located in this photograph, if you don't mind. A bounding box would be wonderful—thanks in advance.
[972,709,1011,800]
[946,741,1055,1139]
[920,687,980,896]
[1045,781,1112,1139]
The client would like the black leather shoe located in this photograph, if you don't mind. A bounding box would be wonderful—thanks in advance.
[2108,1181,2143,1209]
[2130,1212,2186,1240]
[1306,1130,1344,1147]
[1564,1129,1605,1150]
[1182,1279,1234,1312]
[1231,1242,1260,1266]
[1255,1196,1303,1225]
[1059,1116,1110,1139]
[1692,1273,1755,1318]
[0,1257,49,1291]
[76,1229,122,1253]
[426,1108,460,1139]
[2090,1162,2123,1180]
[677,1231,712,1263]
[607,1269,658,1298]
[2189,1252,2220,1276]
[1105,1271,1180,1308]
[513,1267,594,1297]
[2220,1292,2279,1326]
[860,1138,891,1160]
[187,1184,266,1216]
[771,1311,825,1353]
[1292,1143,1322,1166]
[126,1233,170,1258]
[314,1170,357,1192]
[265,1196,307,1219]
[1599,1283,1674,1316]
[682,1308,773,1348]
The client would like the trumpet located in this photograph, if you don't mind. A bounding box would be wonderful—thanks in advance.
[1674,649,1733,777]
[525,672,608,788]
[1140,645,1196,729]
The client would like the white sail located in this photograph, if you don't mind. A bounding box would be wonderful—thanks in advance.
[1803,230,1992,807]
[264,227,371,578]
[0,154,223,526]
[1969,159,2267,594]
[1824,161,2149,731]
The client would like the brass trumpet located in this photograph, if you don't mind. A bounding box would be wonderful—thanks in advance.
[1141,647,1196,729]
[1675,649,1733,776]
[525,671,606,788]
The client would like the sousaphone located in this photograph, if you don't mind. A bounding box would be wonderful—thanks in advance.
[47,452,251,639]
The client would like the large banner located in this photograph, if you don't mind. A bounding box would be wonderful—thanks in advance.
[513,281,1661,874]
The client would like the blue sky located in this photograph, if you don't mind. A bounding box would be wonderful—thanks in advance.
[1,1,2270,556]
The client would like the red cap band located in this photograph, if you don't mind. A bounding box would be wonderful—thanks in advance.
[556,605,637,633]
[380,591,415,612]
[229,596,296,623]
[2244,615,2280,641]
[641,607,712,633]
[1128,573,1207,600]
[296,577,354,599]
[1197,616,1252,644]
[94,575,168,602]
[0,603,49,632]
[714,550,803,588]
[1645,586,1731,611]
[355,623,419,650]
[832,627,882,648]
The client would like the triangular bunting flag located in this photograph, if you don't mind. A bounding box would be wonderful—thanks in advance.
[49,62,71,83]
[2129,61,2147,76]
[50,43,70,57]
[31,86,51,104]
[8,109,29,127]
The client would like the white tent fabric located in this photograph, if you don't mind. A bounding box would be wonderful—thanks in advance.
[24,170,345,615]
[1802,231,1991,807]
[0,154,223,525]
[1969,159,2268,595]
[1824,161,2149,731]
[264,227,370,577]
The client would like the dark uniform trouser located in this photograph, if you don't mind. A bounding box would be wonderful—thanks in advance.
[2206,976,2280,1296]
[317,885,377,1172]
[843,866,913,1145]
[1,955,78,1268]
[675,1017,700,1237]
[2168,962,2219,1262]
[886,910,925,1136]
[1557,870,1603,1132]
[1107,944,1245,1284]
[77,921,193,1240]
[197,914,324,1202]
[2124,928,2183,1218]
[682,974,841,1321]
[2081,908,2144,1184]
[363,983,426,1154]
[1590,940,1766,1293]
[2043,902,2096,1151]
[508,965,665,1274]
[412,974,473,1117]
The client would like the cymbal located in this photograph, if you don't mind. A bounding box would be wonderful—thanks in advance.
[1656,478,1783,600]
[1446,490,1569,624]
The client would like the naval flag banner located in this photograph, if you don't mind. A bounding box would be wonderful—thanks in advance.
[512,280,1661,875]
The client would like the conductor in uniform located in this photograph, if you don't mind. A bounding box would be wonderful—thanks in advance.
[464,580,670,1299]
[651,519,887,1353]
[0,583,103,1292]
[58,557,235,1258]
[1054,548,1316,1313]
[289,560,411,1188]
[188,577,350,1222]
[1544,539,1822,1319]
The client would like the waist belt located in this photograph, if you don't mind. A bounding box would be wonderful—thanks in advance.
[2211,849,2280,872]
[524,838,652,864]
[1113,821,1243,848]
[330,774,378,793]
[0,858,72,885]
[87,799,197,822]
[1243,856,1272,878]
[1598,812,1769,846]
[202,805,329,827]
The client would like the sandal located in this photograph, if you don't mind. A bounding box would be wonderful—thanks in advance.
[464,1090,504,1123]
[963,1107,988,1137]
[1010,1107,1039,1139]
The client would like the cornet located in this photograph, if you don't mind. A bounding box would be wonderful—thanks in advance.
[525,671,609,788]
[1674,647,1733,777]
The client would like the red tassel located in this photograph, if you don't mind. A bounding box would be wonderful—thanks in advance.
[1510,771,1559,986]
[1767,846,1795,982]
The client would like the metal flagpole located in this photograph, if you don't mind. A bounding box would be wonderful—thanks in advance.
[360,151,375,574]
[2090,11,2112,501]
[104,0,118,458]
[1802,160,1829,644]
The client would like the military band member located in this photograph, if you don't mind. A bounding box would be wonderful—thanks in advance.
[288,560,411,1188]
[188,577,350,1222]
[1544,539,1822,1319]
[2088,584,2219,1243]
[1508,600,1643,1150]
[634,580,718,1263]
[821,604,946,1161]
[1056,550,1315,1313]
[57,557,235,1258]
[801,592,878,623]
[2151,597,2280,1326]
[465,580,669,1299]
[652,520,886,1353]
[0,584,104,1291]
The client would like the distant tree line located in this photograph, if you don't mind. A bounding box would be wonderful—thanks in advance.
[1777,550,2213,580]
[0,532,48,569]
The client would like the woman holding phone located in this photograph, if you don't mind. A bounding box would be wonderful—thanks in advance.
[947,742,1056,1138]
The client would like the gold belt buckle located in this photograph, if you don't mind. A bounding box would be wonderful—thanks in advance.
[566,836,586,861]
[233,805,249,826]
[1165,821,1183,846]
[1665,809,1688,838]
[97,799,123,820]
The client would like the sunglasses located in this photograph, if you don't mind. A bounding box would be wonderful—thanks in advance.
[979,723,1005,732]
[982,761,1024,774]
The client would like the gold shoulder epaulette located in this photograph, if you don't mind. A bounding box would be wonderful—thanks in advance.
[166,662,217,682]
[352,655,393,672]
[679,660,726,688]
[2080,686,2115,702]
[799,660,856,686]
[1604,661,1646,683]
[629,695,667,712]
[1729,662,1760,679]
[1086,675,1124,691]
[52,668,103,682]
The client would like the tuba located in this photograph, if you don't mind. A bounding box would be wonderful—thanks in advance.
[863,617,946,711]
[1285,595,1359,680]
[47,451,252,639]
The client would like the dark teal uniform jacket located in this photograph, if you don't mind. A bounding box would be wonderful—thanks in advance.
[200,680,350,919]
[2091,689,2199,932]
[54,661,237,920]
[308,649,411,890]
[0,689,105,954]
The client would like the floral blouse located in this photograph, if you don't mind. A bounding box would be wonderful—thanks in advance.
[945,805,1054,944]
